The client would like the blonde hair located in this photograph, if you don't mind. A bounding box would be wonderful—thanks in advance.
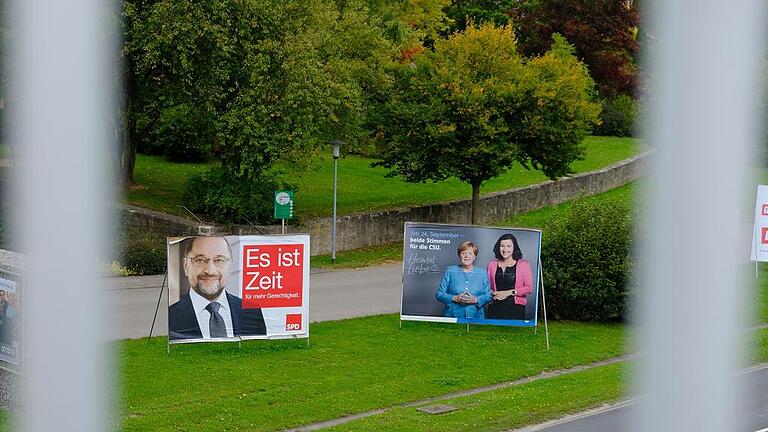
[457,240,478,257]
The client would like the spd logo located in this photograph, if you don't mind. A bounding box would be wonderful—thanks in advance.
[762,227,768,244]
[286,314,302,331]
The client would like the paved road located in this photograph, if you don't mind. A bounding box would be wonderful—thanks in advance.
[514,364,768,432]
[105,263,404,340]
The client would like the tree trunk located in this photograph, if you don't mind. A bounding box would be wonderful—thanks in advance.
[470,181,480,225]
[123,114,137,186]
[122,56,137,187]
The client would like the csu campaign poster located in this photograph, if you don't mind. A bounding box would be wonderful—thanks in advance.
[167,235,310,344]
[401,223,542,327]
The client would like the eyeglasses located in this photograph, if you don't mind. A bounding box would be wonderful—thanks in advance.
[184,256,232,268]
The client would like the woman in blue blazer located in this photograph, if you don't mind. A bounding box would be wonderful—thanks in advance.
[435,240,492,318]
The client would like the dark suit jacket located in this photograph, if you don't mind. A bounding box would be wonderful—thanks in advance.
[169,291,266,340]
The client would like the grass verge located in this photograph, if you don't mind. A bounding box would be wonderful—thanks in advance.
[311,242,404,269]
[327,361,628,432]
[121,316,625,431]
[126,136,640,219]
[757,263,768,323]
[327,325,768,432]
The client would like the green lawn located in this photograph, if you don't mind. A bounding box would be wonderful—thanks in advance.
[3,322,766,432]
[125,155,218,216]
[287,136,640,218]
[121,317,625,432]
[126,136,641,219]
[327,362,629,432]
[330,325,768,432]
[757,263,768,323]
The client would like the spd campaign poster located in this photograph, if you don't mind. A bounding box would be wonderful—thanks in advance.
[167,235,310,344]
[751,185,768,262]
[400,223,542,327]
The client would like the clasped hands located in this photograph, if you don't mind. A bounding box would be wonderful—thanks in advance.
[492,289,515,301]
[452,292,478,304]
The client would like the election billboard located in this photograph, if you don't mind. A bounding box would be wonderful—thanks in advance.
[401,223,542,327]
[168,235,310,343]
[0,274,20,365]
[751,185,768,262]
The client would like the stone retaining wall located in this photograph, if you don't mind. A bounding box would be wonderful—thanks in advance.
[124,153,649,255]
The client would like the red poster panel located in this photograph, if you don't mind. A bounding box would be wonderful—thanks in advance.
[242,244,304,308]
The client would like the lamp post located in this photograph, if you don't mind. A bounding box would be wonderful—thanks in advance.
[328,140,346,263]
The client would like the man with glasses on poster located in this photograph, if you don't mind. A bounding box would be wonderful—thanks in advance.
[169,236,266,340]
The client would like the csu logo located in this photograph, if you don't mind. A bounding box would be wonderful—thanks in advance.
[286,314,302,331]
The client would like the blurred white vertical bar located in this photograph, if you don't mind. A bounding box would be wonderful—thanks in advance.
[636,1,765,431]
[7,0,116,430]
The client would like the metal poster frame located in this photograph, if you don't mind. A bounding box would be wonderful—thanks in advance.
[399,222,549,346]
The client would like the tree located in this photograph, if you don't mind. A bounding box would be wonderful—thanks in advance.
[444,0,517,33]
[365,0,453,47]
[512,0,640,97]
[376,24,600,224]
[209,0,395,180]
[121,0,394,191]
[121,0,218,185]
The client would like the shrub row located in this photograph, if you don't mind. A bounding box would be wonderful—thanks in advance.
[119,230,167,276]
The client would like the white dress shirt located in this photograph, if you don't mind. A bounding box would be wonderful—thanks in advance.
[189,288,235,338]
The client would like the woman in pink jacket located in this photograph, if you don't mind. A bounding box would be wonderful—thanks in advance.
[486,233,533,320]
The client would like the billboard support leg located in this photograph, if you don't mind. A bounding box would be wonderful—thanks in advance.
[149,271,168,339]
[539,267,550,352]
[754,217,760,278]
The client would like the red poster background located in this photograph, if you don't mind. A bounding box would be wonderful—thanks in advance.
[241,244,304,308]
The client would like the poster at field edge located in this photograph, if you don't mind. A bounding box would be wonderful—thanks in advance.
[400,223,542,327]
[167,234,310,344]
[751,185,768,262]
[0,275,19,365]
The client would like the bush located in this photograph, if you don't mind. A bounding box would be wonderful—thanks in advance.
[541,198,632,321]
[182,167,296,225]
[595,94,637,137]
[158,104,216,162]
[121,231,167,276]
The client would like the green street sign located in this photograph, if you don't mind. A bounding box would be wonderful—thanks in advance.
[274,191,294,220]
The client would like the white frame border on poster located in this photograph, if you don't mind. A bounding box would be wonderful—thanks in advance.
[165,234,311,350]
[398,222,550,347]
